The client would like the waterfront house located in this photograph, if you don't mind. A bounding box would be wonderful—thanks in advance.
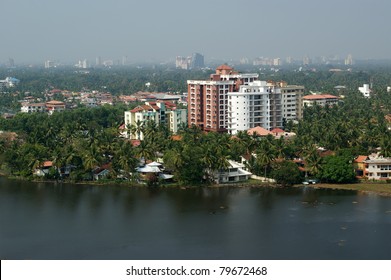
[364,154,391,180]
[354,155,369,178]
[33,161,54,177]
[213,160,252,184]
[93,164,111,181]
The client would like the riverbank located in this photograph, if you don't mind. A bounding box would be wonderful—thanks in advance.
[296,182,391,196]
[2,173,391,196]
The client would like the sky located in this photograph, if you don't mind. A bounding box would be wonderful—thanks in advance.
[1,0,390,64]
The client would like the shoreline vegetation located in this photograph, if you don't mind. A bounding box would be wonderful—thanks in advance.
[2,173,391,197]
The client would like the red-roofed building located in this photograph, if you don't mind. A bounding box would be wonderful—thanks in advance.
[303,94,339,107]
[247,126,272,137]
[124,101,187,140]
[354,155,369,178]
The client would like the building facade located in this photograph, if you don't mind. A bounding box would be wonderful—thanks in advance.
[227,81,271,134]
[124,101,187,140]
[188,66,304,134]
[302,94,339,107]
[187,65,258,132]
[365,156,391,180]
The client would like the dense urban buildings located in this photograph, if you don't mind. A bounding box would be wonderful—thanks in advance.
[187,65,304,134]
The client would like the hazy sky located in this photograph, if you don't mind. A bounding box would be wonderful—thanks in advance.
[1,0,390,63]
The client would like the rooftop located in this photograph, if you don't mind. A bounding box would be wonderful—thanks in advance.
[303,94,339,100]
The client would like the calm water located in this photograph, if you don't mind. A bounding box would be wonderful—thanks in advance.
[1,176,391,260]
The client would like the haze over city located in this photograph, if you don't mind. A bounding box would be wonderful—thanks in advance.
[1,0,391,64]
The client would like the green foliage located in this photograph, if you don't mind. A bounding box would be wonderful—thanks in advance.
[270,160,303,187]
[2,66,391,184]
[318,155,356,184]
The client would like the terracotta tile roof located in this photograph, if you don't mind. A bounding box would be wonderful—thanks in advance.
[130,105,154,113]
[46,100,65,105]
[270,128,285,133]
[354,155,368,163]
[131,139,141,147]
[247,126,272,136]
[216,64,233,71]
[303,94,339,100]
[43,161,53,167]
[171,135,182,141]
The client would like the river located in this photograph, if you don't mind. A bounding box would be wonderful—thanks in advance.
[0,177,390,260]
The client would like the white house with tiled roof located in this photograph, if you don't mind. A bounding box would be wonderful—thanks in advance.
[303,94,339,107]
[364,154,391,180]
[124,101,187,140]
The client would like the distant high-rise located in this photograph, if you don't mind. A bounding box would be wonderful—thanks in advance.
[273,58,281,66]
[176,53,204,69]
[344,54,354,65]
[122,56,128,66]
[96,56,102,66]
[190,53,204,69]
[8,58,15,68]
[44,60,55,68]
[176,56,191,69]
[303,56,311,65]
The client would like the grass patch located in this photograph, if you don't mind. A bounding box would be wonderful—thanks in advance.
[300,182,391,196]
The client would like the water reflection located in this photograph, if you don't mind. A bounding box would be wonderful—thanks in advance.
[1,177,391,260]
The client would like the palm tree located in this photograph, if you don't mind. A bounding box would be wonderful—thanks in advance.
[135,140,155,163]
[83,144,102,171]
[302,144,322,177]
[255,140,275,180]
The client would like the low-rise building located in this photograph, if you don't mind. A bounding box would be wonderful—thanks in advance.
[21,100,66,114]
[213,160,252,184]
[359,84,371,98]
[364,155,391,180]
[21,103,47,113]
[46,100,66,115]
[124,101,187,140]
[303,94,339,107]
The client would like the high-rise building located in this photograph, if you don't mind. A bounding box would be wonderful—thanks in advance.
[96,56,102,66]
[176,56,191,69]
[188,65,304,134]
[303,56,311,65]
[44,60,55,69]
[8,58,15,68]
[227,81,271,134]
[228,81,304,134]
[344,54,354,65]
[187,65,259,132]
[191,53,204,69]
[122,56,128,66]
[176,53,204,69]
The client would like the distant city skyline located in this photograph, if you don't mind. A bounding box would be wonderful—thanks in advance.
[1,0,390,64]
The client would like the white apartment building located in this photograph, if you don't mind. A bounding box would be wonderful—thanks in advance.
[227,81,304,135]
[365,156,391,180]
[124,101,187,140]
[21,103,47,113]
[228,81,271,135]
[359,84,371,98]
